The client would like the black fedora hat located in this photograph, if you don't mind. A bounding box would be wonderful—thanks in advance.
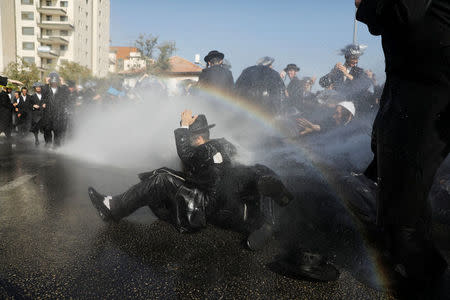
[189,114,215,134]
[204,50,225,63]
[284,64,300,72]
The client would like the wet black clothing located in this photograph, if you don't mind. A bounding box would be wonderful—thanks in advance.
[110,128,237,233]
[197,65,234,94]
[109,127,286,234]
[16,94,32,135]
[319,65,368,93]
[0,91,13,137]
[42,85,70,146]
[29,93,46,134]
[357,0,450,283]
[235,65,286,116]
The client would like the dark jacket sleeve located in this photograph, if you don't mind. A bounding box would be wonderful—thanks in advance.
[174,128,195,165]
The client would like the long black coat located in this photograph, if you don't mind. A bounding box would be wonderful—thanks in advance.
[357,0,450,226]
[16,94,32,125]
[42,85,70,131]
[197,65,234,94]
[29,93,46,133]
[0,90,13,133]
[235,65,286,115]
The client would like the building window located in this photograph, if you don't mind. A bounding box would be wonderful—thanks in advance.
[60,30,69,36]
[22,27,34,35]
[86,12,88,18]
[86,0,88,4]
[46,15,52,21]
[46,0,51,6]
[60,44,67,51]
[23,57,35,64]
[23,42,35,50]
[47,59,53,64]
[60,16,68,21]
[21,0,33,5]
[99,10,101,16]
[21,12,34,20]
[46,29,52,35]
[85,25,88,31]
[60,1,68,7]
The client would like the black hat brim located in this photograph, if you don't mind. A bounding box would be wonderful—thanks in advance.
[190,124,215,134]
[204,53,224,63]
[284,67,300,72]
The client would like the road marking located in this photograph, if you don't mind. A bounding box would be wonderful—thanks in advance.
[0,175,37,192]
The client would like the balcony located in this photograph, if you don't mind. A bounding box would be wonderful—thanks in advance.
[37,7,67,16]
[38,36,69,45]
[38,22,74,31]
[37,46,60,59]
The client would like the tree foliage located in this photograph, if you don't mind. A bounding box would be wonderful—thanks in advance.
[4,57,40,89]
[58,61,92,83]
[135,33,176,74]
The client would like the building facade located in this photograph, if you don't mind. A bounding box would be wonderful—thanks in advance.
[0,0,110,77]
[109,46,146,74]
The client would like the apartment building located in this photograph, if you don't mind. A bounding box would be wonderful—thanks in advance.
[0,0,110,77]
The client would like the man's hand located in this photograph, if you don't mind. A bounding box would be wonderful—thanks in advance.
[45,77,50,84]
[17,113,21,118]
[280,70,286,80]
[181,109,198,127]
[336,63,354,80]
[297,118,321,133]
[13,102,17,107]
[33,104,40,109]
[42,103,46,109]
[15,108,18,112]
[355,0,361,8]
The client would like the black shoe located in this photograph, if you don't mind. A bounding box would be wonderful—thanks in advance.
[246,223,274,251]
[258,176,293,206]
[268,251,340,282]
[88,187,114,222]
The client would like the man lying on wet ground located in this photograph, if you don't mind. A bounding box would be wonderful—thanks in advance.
[88,110,293,250]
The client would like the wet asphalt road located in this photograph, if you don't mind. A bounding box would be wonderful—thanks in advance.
[0,138,448,299]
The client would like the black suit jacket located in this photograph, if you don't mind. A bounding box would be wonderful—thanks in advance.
[174,128,236,192]
[357,0,450,85]
[17,94,33,118]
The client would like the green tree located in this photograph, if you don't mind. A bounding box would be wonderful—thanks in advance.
[4,57,40,88]
[58,61,92,83]
[135,34,176,74]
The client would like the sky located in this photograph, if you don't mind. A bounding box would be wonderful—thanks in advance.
[110,0,386,84]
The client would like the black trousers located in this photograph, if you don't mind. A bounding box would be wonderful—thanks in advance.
[109,168,209,233]
[369,75,449,281]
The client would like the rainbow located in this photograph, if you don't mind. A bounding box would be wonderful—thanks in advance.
[192,85,391,291]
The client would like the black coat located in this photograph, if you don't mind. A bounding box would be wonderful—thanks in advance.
[42,84,70,131]
[30,93,46,132]
[0,90,13,133]
[358,0,450,226]
[235,65,286,115]
[174,128,237,193]
[319,65,371,96]
[197,65,234,94]
[16,94,32,124]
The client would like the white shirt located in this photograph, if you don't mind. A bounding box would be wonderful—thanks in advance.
[36,93,42,100]
[22,95,27,102]
[51,87,57,95]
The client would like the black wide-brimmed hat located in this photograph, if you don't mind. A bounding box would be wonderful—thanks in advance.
[284,64,300,72]
[204,50,225,63]
[189,114,215,134]
[268,251,339,282]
